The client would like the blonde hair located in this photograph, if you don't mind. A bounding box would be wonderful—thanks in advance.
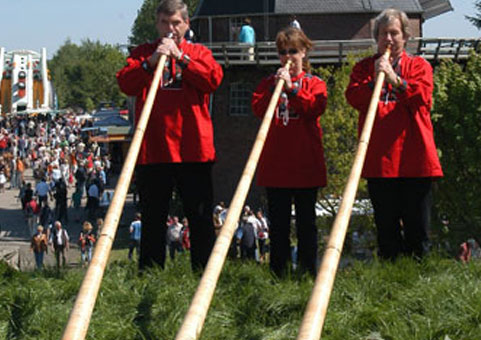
[83,221,93,231]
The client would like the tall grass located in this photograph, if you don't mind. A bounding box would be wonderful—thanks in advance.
[1,254,480,340]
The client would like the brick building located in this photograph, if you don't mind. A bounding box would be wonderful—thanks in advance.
[190,0,452,208]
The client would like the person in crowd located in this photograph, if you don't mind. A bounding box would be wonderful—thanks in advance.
[167,216,184,260]
[240,209,261,260]
[252,27,328,276]
[30,225,48,269]
[21,181,33,210]
[289,15,301,30]
[117,0,223,271]
[79,221,96,266]
[256,210,269,263]
[213,204,224,236]
[181,217,191,251]
[128,213,142,260]
[238,17,256,61]
[0,169,6,192]
[75,161,87,198]
[345,8,443,260]
[35,177,50,209]
[86,178,100,223]
[72,188,83,222]
[96,217,104,240]
[25,197,39,236]
[53,179,68,225]
[50,220,70,269]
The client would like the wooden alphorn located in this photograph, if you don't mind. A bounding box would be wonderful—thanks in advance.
[295,47,391,340]
[60,54,168,340]
[174,60,292,340]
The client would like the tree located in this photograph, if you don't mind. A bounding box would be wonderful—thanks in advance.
[314,52,373,213]
[466,0,481,29]
[431,53,481,243]
[49,40,127,111]
[129,0,199,46]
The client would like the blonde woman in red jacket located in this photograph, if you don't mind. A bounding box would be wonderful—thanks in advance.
[252,27,328,276]
[345,9,443,260]
[117,0,223,272]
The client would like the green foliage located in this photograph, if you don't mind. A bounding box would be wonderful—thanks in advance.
[129,0,200,46]
[1,255,481,340]
[466,0,481,30]
[431,53,481,241]
[313,52,374,240]
[48,39,127,111]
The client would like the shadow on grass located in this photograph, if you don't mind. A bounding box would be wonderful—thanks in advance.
[134,285,158,340]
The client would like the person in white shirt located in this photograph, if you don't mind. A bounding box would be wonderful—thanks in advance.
[167,216,184,260]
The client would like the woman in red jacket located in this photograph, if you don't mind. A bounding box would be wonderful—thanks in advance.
[345,9,443,260]
[252,27,328,276]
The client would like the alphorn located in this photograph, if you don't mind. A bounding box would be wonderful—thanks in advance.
[174,60,292,340]
[60,54,168,340]
[295,46,391,340]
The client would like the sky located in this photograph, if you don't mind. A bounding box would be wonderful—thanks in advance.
[0,0,479,59]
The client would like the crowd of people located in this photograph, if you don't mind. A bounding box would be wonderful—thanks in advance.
[0,111,113,269]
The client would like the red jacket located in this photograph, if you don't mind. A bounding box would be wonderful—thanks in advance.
[345,51,443,178]
[252,72,327,188]
[116,39,223,164]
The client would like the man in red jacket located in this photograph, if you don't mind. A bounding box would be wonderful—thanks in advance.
[345,9,443,260]
[117,0,223,271]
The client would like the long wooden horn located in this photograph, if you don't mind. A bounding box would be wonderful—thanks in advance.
[60,54,168,340]
[174,60,292,340]
[295,47,391,340]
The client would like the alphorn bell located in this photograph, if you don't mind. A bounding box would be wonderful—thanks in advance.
[60,53,168,340]
[174,60,292,340]
[295,46,391,340]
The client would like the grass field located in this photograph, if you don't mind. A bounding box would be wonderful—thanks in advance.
[1,252,480,340]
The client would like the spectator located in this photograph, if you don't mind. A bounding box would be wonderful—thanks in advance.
[167,216,184,260]
[181,217,190,251]
[25,197,39,236]
[50,221,70,269]
[35,177,50,209]
[240,209,261,260]
[30,225,48,270]
[128,213,142,260]
[79,221,96,266]
[256,210,269,263]
[53,179,68,225]
[289,15,301,30]
[86,179,100,223]
[238,17,256,61]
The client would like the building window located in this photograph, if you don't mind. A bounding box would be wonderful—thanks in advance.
[229,17,244,41]
[229,82,252,116]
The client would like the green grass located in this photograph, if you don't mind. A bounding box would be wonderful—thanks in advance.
[1,254,480,340]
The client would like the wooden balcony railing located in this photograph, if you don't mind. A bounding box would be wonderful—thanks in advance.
[205,37,481,66]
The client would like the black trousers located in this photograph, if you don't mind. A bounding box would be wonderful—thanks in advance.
[367,178,432,260]
[266,187,319,276]
[136,163,215,271]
